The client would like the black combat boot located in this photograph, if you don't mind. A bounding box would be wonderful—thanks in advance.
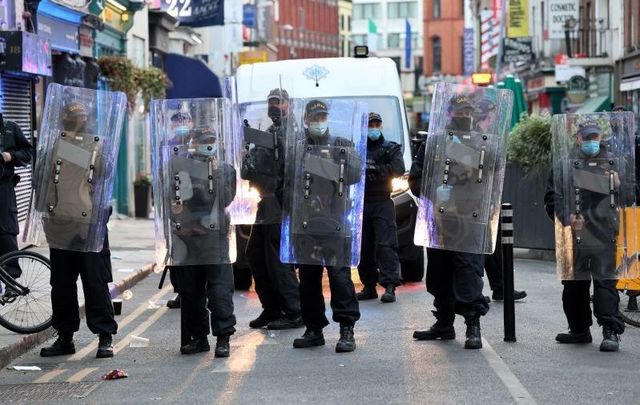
[380,285,396,303]
[599,326,620,352]
[356,285,378,301]
[267,316,304,330]
[249,310,280,329]
[492,289,527,301]
[555,329,592,344]
[335,325,356,353]
[464,315,482,349]
[40,333,75,357]
[180,337,210,355]
[166,295,181,309]
[293,329,325,348]
[413,311,455,340]
[215,335,231,358]
[96,334,114,358]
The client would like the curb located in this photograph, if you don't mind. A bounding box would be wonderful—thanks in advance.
[0,262,156,370]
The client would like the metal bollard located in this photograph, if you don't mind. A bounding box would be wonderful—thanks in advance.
[501,203,516,342]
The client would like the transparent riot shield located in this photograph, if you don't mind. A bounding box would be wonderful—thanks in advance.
[224,74,296,225]
[280,98,368,267]
[23,84,127,252]
[151,98,237,267]
[414,83,514,254]
[551,112,637,280]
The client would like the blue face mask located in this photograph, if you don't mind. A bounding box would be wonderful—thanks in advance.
[308,122,328,137]
[368,128,382,141]
[581,140,600,157]
[174,126,190,137]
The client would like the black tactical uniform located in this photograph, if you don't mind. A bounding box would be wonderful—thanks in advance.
[357,112,405,303]
[409,98,489,349]
[242,89,301,330]
[289,100,361,353]
[0,117,32,278]
[544,121,627,351]
[40,103,117,359]
[169,128,237,357]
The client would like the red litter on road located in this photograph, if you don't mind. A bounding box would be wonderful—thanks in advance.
[102,369,128,380]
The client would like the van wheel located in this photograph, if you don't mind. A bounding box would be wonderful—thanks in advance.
[401,249,425,282]
[233,264,252,291]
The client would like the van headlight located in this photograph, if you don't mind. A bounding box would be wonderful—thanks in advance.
[391,174,410,196]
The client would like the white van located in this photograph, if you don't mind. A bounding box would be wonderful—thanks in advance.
[231,53,423,288]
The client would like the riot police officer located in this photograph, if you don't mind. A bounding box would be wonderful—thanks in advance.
[40,102,117,359]
[242,88,302,330]
[474,97,527,302]
[356,112,405,303]
[289,100,361,353]
[165,111,194,310]
[0,115,32,279]
[173,127,237,357]
[544,120,627,352]
[409,95,490,350]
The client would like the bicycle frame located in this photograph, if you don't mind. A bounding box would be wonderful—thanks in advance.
[0,265,29,305]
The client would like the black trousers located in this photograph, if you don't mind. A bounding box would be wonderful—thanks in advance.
[174,264,236,346]
[246,220,300,319]
[49,234,117,336]
[0,233,21,278]
[484,227,503,292]
[426,248,489,322]
[562,279,624,334]
[357,199,401,288]
[298,265,360,330]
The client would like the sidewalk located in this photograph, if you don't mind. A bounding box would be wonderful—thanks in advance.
[0,218,157,369]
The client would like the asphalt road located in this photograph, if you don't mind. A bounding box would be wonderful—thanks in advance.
[0,257,639,404]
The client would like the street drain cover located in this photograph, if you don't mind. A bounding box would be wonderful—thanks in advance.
[0,381,101,401]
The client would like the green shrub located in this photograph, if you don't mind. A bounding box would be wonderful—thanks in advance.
[507,113,552,171]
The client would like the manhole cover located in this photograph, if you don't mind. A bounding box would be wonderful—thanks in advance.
[0,382,101,401]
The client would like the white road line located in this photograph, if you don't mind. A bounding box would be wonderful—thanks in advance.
[66,367,98,383]
[70,285,173,361]
[481,338,537,404]
[33,369,67,383]
[114,307,169,354]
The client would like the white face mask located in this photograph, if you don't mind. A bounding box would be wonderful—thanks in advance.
[308,121,328,136]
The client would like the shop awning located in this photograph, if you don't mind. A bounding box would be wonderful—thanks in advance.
[164,53,222,99]
[574,96,611,113]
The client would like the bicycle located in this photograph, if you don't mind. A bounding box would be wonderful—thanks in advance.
[0,250,53,334]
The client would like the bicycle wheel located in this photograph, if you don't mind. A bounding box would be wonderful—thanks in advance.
[619,290,640,328]
[0,251,53,334]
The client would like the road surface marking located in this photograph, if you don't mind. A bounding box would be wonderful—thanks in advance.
[67,367,98,383]
[33,369,67,383]
[114,307,168,354]
[70,285,173,361]
[481,338,537,404]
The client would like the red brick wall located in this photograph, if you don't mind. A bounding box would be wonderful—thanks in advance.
[423,0,465,76]
[278,0,340,60]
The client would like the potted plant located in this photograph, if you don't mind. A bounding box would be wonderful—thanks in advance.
[133,173,151,218]
[503,112,555,250]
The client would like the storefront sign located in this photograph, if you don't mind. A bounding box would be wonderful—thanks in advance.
[507,0,529,38]
[79,26,94,57]
[502,37,533,63]
[0,31,52,76]
[621,53,640,79]
[238,50,267,66]
[566,75,588,104]
[37,14,80,53]
[547,0,579,39]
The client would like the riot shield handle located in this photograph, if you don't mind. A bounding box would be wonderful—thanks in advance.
[87,150,97,184]
[477,149,485,183]
[338,161,345,196]
[174,173,182,205]
[609,173,616,208]
[207,159,214,194]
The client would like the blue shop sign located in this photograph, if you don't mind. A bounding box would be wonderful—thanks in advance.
[37,13,80,53]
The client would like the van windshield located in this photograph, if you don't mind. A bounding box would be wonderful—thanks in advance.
[322,96,404,147]
[238,96,404,147]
